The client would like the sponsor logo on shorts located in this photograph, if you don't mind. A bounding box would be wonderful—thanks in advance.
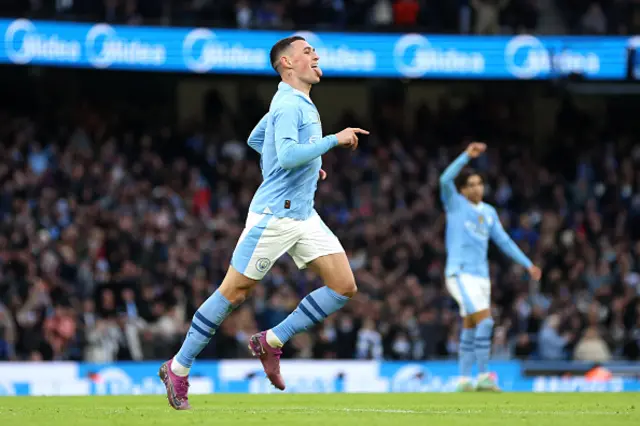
[256,258,271,272]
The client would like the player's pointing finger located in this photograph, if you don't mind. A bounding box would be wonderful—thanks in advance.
[352,128,370,135]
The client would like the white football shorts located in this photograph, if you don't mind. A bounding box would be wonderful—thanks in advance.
[445,273,491,317]
[231,211,345,280]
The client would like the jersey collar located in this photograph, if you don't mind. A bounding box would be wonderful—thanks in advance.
[278,82,313,104]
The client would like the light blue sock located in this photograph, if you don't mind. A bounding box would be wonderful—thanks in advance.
[175,290,233,368]
[459,328,476,377]
[475,317,494,374]
[271,286,349,345]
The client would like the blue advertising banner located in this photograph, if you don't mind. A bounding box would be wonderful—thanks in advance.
[0,360,638,396]
[0,19,634,80]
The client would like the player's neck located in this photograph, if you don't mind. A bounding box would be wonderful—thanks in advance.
[282,76,311,97]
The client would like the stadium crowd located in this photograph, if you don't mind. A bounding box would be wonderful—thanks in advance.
[0,81,639,365]
[3,0,639,35]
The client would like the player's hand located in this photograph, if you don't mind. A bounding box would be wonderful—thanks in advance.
[528,265,542,281]
[335,127,369,151]
[465,142,487,158]
[319,169,327,181]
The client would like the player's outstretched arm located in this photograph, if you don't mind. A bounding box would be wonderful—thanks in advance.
[247,113,269,154]
[489,208,541,280]
[274,104,369,170]
[439,142,485,209]
[274,104,339,170]
[439,153,470,210]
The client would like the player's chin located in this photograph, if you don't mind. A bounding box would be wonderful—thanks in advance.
[308,72,321,84]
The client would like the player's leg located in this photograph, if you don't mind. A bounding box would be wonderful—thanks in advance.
[160,266,257,410]
[173,267,258,373]
[250,214,353,390]
[466,276,498,391]
[445,275,476,392]
[469,309,497,390]
[268,251,355,345]
[268,214,354,347]
[250,252,353,391]
[160,212,284,409]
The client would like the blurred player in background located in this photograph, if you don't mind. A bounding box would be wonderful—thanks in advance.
[440,142,542,392]
[159,36,369,409]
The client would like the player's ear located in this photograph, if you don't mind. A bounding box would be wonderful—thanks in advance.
[280,55,292,70]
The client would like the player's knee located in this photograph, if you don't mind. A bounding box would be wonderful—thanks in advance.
[335,276,357,298]
[226,291,249,306]
[219,269,259,305]
[221,282,254,305]
[462,316,475,329]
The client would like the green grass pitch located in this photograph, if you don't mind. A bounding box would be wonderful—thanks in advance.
[2,393,638,426]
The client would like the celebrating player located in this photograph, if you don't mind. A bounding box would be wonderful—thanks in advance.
[159,36,369,409]
[440,142,541,392]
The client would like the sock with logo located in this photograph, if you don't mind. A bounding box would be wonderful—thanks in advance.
[269,286,349,347]
[173,291,233,376]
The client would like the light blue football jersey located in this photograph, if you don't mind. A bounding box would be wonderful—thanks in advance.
[440,152,533,278]
[246,82,338,220]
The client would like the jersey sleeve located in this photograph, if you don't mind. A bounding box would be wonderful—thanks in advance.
[273,102,338,170]
[489,208,533,269]
[247,113,268,154]
[439,152,470,211]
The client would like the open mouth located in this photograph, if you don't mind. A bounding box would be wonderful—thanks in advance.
[311,64,322,77]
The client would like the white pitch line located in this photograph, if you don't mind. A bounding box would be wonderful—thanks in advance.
[116,407,632,416]
[246,408,627,416]
[2,407,630,417]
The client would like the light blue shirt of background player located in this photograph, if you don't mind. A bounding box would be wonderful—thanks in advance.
[440,143,541,280]
[246,82,366,220]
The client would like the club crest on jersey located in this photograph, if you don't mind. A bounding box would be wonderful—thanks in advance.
[478,215,484,224]
[308,111,321,125]
[465,220,489,239]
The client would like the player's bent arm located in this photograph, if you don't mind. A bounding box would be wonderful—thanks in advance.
[489,210,534,269]
[439,152,470,209]
[274,104,339,170]
[247,113,269,154]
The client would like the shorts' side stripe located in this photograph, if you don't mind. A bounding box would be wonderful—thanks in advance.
[231,215,273,274]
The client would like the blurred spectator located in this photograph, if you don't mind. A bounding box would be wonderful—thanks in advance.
[372,0,394,28]
[493,0,538,33]
[573,326,612,362]
[471,0,509,34]
[538,315,570,360]
[581,2,607,34]
[255,0,286,28]
[235,0,252,28]
[393,0,420,26]
[356,318,384,359]
[0,303,15,360]
[492,326,512,360]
